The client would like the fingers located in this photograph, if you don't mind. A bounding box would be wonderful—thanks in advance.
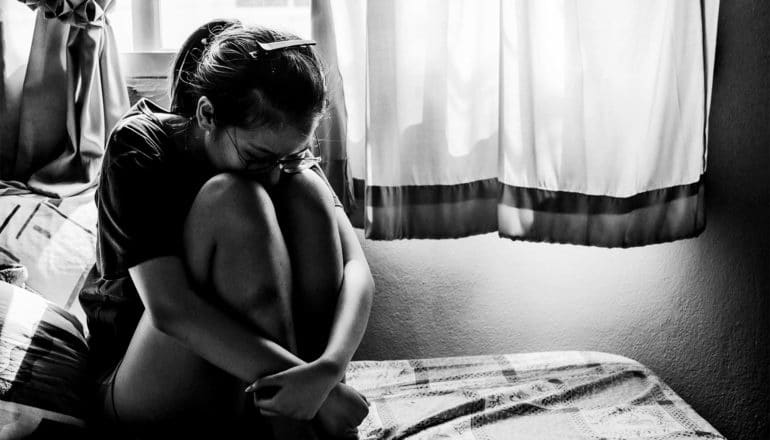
[253,394,280,413]
[253,390,317,421]
[245,372,283,393]
[244,381,258,393]
[259,408,282,418]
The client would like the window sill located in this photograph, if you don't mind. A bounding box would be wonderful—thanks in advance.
[120,52,176,78]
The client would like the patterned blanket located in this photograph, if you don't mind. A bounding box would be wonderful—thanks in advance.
[346,351,724,440]
[0,281,89,438]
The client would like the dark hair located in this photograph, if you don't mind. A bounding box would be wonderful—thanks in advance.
[170,19,327,133]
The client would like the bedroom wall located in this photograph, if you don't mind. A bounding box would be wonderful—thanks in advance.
[354,2,770,440]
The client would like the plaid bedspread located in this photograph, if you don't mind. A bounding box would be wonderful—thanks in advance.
[346,351,725,440]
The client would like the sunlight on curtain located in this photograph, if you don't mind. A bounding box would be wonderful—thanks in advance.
[497,0,713,246]
[0,0,35,179]
[364,0,501,238]
[2,0,129,197]
[317,0,720,247]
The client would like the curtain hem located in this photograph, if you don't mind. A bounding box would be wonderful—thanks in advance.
[365,176,706,247]
[365,178,498,240]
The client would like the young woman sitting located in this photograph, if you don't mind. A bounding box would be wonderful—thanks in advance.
[79,19,373,439]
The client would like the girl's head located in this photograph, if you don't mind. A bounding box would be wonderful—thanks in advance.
[170,19,327,174]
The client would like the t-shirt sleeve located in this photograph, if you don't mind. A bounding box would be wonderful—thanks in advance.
[96,122,182,275]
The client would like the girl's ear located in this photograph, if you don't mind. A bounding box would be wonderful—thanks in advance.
[196,96,216,132]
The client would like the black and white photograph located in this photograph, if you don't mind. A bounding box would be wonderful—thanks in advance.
[0,0,767,439]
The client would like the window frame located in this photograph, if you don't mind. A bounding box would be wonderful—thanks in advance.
[120,52,176,78]
[119,0,174,78]
[118,0,312,78]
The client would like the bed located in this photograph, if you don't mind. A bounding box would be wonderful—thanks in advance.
[347,352,724,440]
[0,187,726,439]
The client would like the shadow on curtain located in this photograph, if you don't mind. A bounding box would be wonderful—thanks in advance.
[314,0,720,248]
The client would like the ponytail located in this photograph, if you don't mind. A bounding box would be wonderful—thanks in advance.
[169,19,241,116]
[168,19,327,133]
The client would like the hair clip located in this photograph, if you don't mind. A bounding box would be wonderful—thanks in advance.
[248,39,316,59]
[201,37,209,46]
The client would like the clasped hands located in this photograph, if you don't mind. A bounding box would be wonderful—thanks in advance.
[246,358,370,438]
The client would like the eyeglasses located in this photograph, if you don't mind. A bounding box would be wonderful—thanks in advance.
[225,128,322,174]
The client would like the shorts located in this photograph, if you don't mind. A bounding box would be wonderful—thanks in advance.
[95,358,124,428]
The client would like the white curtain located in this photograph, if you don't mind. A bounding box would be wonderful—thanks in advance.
[315,0,720,246]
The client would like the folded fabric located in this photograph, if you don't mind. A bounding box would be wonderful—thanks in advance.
[0,281,90,438]
[17,0,106,28]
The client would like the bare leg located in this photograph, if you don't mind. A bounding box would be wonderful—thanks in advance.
[272,170,367,438]
[183,173,296,351]
[104,174,297,438]
[270,169,344,362]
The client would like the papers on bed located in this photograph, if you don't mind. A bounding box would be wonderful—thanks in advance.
[0,186,97,330]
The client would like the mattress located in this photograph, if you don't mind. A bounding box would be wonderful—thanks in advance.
[346,351,725,440]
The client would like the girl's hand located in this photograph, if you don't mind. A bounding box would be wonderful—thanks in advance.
[315,382,370,439]
[250,359,342,420]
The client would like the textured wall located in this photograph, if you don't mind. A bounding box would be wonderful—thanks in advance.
[354,2,770,439]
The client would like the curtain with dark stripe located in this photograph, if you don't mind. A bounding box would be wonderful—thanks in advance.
[314,0,719,247]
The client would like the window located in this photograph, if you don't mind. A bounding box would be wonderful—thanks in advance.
[113,0,312,77]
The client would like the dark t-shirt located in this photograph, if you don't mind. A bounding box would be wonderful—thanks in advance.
[79,99,340,377]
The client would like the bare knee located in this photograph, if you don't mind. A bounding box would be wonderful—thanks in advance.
[274,169,339,218]
[272,170,342,256]
[184,173,293,343]
[190,173,275,230]
[184,173,277,284]
[273,169,342,276]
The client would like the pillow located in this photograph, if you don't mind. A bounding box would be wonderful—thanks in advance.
[0,280,90,438]
[0,188,97,330]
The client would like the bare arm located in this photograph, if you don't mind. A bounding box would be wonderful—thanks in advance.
[319,207,375,378]
[128,257,305,382]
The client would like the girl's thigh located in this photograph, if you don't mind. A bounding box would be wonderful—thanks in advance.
[105,313,250,437]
